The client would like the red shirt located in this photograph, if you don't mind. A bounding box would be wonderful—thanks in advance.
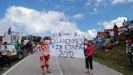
[85,44,94,57]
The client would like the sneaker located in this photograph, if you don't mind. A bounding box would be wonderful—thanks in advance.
[47,70,51,73]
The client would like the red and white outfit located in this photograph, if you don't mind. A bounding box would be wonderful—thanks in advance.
[36,44,50,70]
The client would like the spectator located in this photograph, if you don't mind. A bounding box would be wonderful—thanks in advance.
[126,38,133,66]
[114,23,118,29]
[31,41,35,54]
[104,38,111,52]
[0,42,11,68]
[113,23,119,44]
[84,40,94,75]
[109,30,115,45]
[25,40,33,54]
[124,26,130,39]
[123,19,126,27]
[20,40,24,50]
[14,40,20,50]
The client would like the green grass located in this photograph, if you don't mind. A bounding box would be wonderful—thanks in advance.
[94,44,133,75]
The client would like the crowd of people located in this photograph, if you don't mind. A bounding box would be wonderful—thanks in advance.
[0,36,53,75]
[0,38,38,70]
[95,23,119,52]
[95,19,133,67]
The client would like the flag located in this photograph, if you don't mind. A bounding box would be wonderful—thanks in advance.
[8,27,11,35]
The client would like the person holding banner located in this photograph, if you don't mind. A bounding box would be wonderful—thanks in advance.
[84,39,94,75]
[35,37,51,74]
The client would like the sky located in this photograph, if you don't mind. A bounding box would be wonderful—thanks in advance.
[0,0,133,40]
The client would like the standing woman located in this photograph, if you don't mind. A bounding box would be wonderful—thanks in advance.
[36,37,51,74]
[84,39,94,75]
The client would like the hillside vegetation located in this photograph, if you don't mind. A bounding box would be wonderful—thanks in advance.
[94,31,133,75]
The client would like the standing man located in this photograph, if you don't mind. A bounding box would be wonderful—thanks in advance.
[109,30,115,45]
[0,42,11,68]
[14,40,20,51]
[35,37,51,74]
[113,23,119,44]
[123,19,127,27]
[84,39,94,75]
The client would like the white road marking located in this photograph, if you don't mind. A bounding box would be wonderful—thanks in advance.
[56,57,64,75]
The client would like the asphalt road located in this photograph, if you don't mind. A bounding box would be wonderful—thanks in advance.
[2,53,123,75]
[58,58,123,75]
[2,53,61,75]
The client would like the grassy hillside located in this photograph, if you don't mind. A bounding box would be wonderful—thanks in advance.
[94,33,133,75]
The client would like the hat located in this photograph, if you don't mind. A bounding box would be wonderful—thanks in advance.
[44,36,51,40]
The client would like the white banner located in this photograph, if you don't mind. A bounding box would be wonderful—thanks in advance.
[50,35,85,58]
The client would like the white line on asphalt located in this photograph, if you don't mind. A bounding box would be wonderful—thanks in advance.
[2,55,32,75]
[56,57,64,75]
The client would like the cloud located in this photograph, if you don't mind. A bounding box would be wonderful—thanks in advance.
[0,6,97,40]
[87,29,97,40]
[78,29,97,40]
[0,6,80,35]
[89,7,98,14]
[85,0,133,14]
[85,0,105,14]
[86,0,92,6]
[112,0,126,4]
[98,17,127,29]
[67,0,75,2]
[112,0,133,4]
[95,0,104,7]
[86,0,105,7]
[0,18,13,35]
[73,14,83,20]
